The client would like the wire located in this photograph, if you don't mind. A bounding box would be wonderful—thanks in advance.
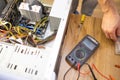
[92,64,110,80]
[63,63,76,80]
[0,21,9,30]
[6,21,12,30]
[0,21,12,30]
[85,63,97,80]
[63,62,96,80]
[109,75,115,80]
[33,16,48,34]
[77,71,80,80]
[77,63,80,80]
[63,63,113,80]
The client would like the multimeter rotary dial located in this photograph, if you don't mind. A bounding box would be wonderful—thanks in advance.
[75,49,85,60]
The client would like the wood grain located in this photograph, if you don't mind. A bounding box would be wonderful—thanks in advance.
[40,0,54,5]
[57,14,120,80]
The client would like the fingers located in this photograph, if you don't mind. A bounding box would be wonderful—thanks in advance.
[105,33,110,39]
[109,32,117,41]
[103,29,117,41]
[105,33,117,41]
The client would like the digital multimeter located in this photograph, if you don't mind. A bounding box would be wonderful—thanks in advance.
[66,35,99,69]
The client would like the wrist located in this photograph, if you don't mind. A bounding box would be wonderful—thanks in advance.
[103,6,118,15]
[99,0,118,15]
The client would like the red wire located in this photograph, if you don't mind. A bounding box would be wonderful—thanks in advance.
[92,63,110,80]
[77,63,115,80]
[109,75,115,80]
[77,63,90,77]
[77,63,80,73]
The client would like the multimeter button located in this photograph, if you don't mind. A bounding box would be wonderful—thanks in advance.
[68,55,71,58]
[75,50,85,59]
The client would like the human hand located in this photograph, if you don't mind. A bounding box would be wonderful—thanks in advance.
[101,10,120,41]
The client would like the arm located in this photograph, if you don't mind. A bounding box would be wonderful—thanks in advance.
[98,0,120,41]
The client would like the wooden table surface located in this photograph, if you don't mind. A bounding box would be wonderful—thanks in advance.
[41,0,54,5]
[57,14,120,80]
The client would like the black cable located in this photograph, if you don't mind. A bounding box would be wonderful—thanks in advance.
[76,63,80,80]
[85,63,97,80]
[77,71,80,80]
[63,63,76,80]
[63,62,97,80]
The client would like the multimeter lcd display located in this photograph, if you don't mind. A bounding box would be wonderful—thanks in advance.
[83,38,96,50]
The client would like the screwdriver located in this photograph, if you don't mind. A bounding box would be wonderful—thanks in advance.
[80,14,86,25]
[77,14,86,37]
